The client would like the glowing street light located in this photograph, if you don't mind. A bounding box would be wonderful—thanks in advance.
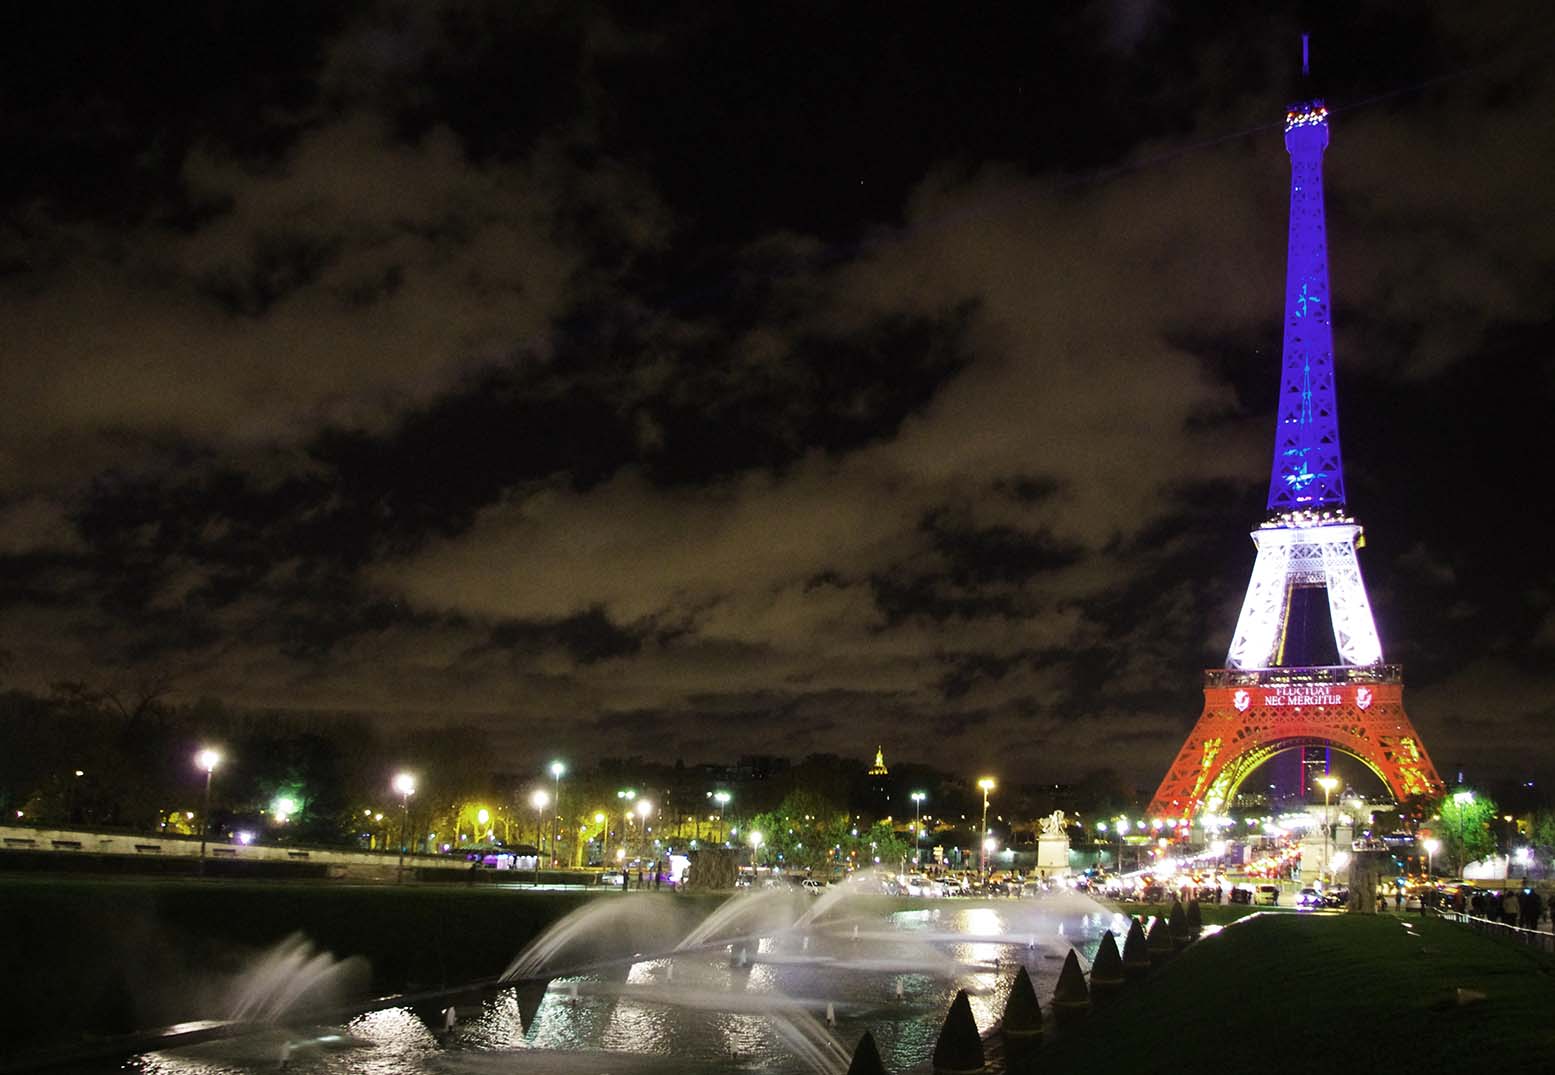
[530,789,551,886]
[271,795,298,823]
[712,790,731,845]
[595,811,608,865]
[393,772,416,883]
[635,798,654,865]
[195,748,221,875]
[977,777,996,879]
[750,829,764,869]
[1316,774,1339,880]
[616,789,636,872]
[1423,837,1440,880]
[910,791,926,866]
[549,761,566,868]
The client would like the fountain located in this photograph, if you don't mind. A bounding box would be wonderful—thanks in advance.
[129,888,1129,1074]
[225,932,369,1023]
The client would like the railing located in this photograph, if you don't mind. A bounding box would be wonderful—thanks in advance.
[1438,910,1555,955]
[1203,664,1402,688]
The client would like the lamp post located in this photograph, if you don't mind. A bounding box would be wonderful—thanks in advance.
[635,798,653,879]
[1423,837,1439,882]
[750,830,764,872]
[977,777,995,880]
[1316,774,1339,882]
[713,791,731,845]
[595,812,608,866]
[393,772,416,882]
[911,791,926,866]
[616,789,636,865]
[195,749,221,876]
[549,761,566,868]
[530,789,550,886]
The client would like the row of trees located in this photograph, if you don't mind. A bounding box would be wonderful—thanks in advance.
[0,681,496,848]
[0,678,1127,860]
[10,674,1547,873]
[1427,788,1555,876]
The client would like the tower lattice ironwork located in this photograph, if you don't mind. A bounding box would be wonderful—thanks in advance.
[1147,95,1444,823]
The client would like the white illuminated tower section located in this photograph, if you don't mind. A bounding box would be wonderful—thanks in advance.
[1148,87,1443,822]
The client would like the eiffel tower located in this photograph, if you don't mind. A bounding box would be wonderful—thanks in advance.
[1147,81,1444,823]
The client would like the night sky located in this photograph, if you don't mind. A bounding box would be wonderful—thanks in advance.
[1,3,1552,790]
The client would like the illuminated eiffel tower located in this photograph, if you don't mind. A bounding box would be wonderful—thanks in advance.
[1147,72,1444,823]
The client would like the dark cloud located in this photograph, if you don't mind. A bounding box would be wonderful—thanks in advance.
[0,2,1551,786]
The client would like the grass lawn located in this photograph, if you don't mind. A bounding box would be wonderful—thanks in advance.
[1040,911,1555,1068]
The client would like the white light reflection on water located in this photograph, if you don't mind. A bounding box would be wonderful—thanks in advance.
[341,1008,441,1075]
[599,986,674,1056]
[444,990,523,1051]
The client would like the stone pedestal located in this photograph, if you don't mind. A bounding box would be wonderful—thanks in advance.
[1036,835,1070,878]
[1347,849,1390,913]
[683,847,738,890]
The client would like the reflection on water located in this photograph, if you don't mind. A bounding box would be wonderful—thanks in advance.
[127,898,1136,1075]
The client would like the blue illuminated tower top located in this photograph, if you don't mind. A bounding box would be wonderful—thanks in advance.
[1266,97,1346,513]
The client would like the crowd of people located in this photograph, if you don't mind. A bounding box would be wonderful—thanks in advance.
[1424,884,1548,930]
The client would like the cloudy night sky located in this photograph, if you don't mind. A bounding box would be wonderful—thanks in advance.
[1,2,1552,789]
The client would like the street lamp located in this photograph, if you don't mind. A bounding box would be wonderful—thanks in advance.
[713,790,731,845]
[393,772,416,882]
[530,789,550,886]
[1423,837,1440,881]
[616,789,636,868]
[750,830,764,871]
[977,778,995,879]
[195,749,221,876]
[549,761,566,868]
[595,812,608,866]
[636,798,653,864]
[1315,774,1339,881]
[910,791,926,866]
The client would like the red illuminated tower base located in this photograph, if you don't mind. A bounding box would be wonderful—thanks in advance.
[1147,666,1442,819]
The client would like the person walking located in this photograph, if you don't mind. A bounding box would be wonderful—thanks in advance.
[1502,888,1520,926]
[1518,888,1541,930]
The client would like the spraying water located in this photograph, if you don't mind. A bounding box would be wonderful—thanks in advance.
[502,895,685,981]
[675,888,798,950]
[225,933,366,1023]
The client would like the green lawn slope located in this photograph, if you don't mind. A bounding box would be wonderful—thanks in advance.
[1041,912,1555,1068]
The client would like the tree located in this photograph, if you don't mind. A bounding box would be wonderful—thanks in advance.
[1434,789,1498,876]
[1530,808,1555,862]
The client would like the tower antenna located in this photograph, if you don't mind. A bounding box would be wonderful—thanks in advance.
[1301,33,1310,79]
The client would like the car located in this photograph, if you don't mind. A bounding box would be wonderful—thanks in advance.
[800,879,826,895]
[1295,887,1323,909]
[1253,884,1280,905]
[1322,888,1348,909]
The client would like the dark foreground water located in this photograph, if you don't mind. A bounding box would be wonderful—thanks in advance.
[119,901,1136,1075]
